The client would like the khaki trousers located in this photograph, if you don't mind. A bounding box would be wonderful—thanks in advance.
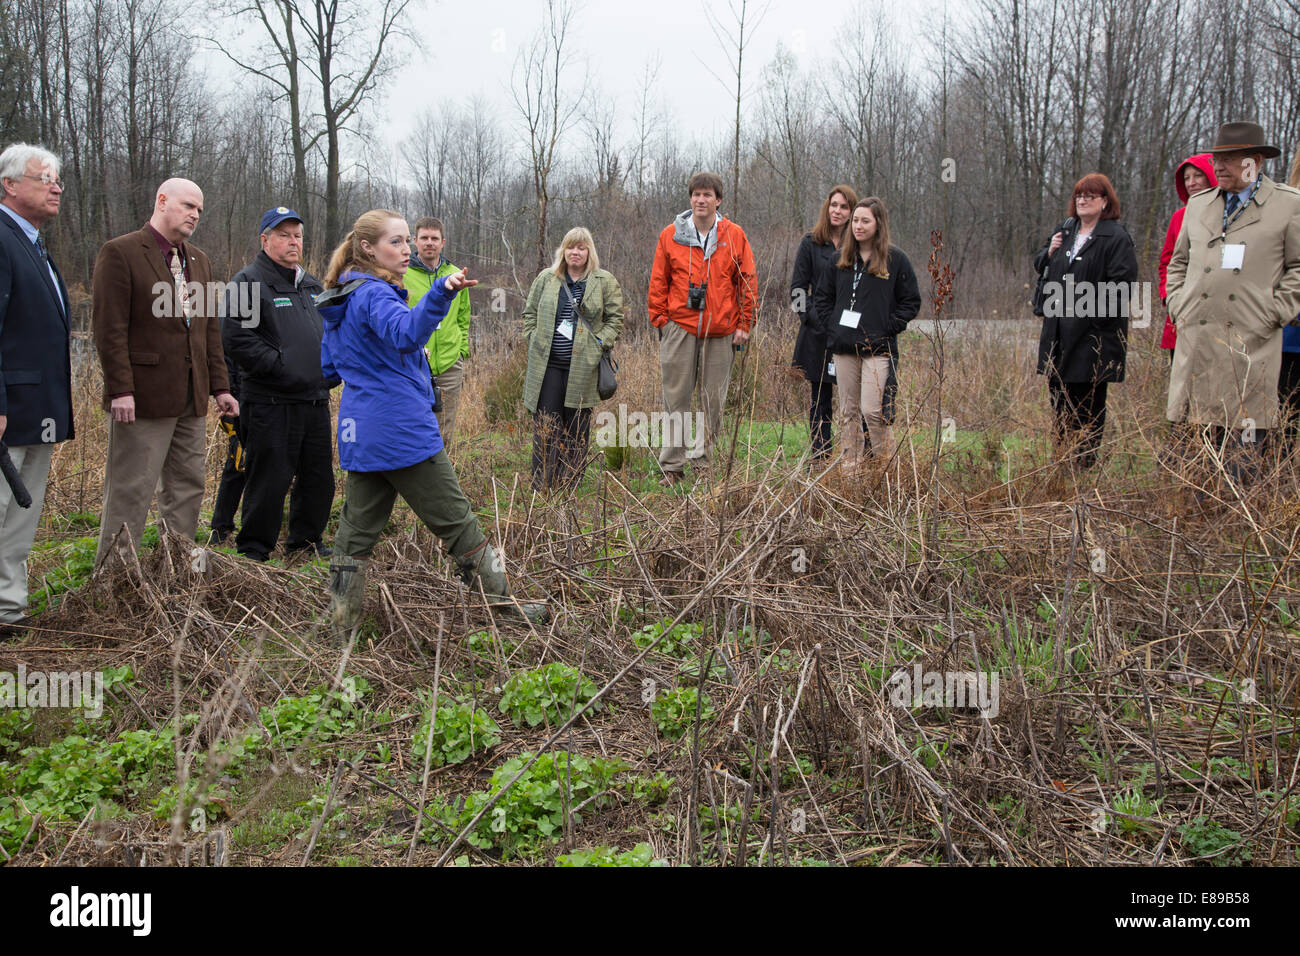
[657,322,734,474]
[0,442,54,622]
[97,392,208,561]
[836,354,893,464]
[435,358,463,452]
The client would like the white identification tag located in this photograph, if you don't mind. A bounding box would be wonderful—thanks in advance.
[556,319,574,340]
[1221,244,1245,270]
[839,309,862,328]
[827,360,836,377]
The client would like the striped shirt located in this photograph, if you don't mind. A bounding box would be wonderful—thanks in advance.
[548,277,586,368]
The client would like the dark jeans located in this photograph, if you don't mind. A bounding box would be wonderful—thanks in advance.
[211,414,245,536]
[532,365,592,490]
[235,401,335,559]
[1049,376,1108,468]
[333,450,484,562]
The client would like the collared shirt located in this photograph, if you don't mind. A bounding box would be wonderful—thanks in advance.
[1,202,66,314]
[145,221,188,280]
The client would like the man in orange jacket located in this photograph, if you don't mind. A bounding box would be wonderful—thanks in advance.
[648,171,757,485]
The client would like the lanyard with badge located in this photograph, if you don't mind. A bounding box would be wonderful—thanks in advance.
[556,280,582,341]
[839,261,866,328]
[1218,179,1258,271]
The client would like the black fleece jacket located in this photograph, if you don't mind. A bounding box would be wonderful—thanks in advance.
[221,251,333,403]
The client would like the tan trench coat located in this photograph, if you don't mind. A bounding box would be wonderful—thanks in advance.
[1166,176,1300,428]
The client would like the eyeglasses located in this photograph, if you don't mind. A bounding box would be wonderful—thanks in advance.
[22,172,64,190]
[1074,192,1101,201]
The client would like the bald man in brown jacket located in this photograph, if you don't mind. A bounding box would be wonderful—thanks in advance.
[93,178,238,562]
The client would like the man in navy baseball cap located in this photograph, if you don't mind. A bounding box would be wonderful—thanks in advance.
[216,205,338,561]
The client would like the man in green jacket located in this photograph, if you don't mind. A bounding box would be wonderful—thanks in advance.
[407,216,471,449]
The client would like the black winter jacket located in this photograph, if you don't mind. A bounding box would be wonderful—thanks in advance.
[813,246,921,355]
[1032,218,1139,384]
[221,252,332,403]
[789,233,840,381]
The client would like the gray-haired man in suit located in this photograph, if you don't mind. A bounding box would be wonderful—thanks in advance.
[0,142,71,638]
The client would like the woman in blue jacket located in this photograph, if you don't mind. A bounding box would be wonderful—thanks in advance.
[318,209,546,640]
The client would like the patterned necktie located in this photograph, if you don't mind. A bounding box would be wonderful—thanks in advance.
[170,247,192,326]
[1225,192,1240,217]
[35,235,49,263]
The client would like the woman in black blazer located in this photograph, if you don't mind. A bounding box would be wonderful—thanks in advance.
[1032,172,1139,469]
[813,197,920,468]
[790,184,857,459]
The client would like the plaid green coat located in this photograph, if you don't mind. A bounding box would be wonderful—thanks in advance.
[522,267,624,411]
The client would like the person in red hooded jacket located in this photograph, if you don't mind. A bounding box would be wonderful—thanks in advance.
[1158,154,1217,361]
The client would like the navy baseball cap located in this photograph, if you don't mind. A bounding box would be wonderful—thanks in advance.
[259,206,303,234]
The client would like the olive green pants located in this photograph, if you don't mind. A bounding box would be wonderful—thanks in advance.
[333,450,485,562]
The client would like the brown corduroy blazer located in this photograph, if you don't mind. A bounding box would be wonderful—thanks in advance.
[92,226,229,417]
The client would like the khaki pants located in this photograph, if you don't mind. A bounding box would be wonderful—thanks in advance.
[333,450,485,562]
[836,354,893,464]
[97,393,208,561]
[0,442,53,622]
[657,322,734,474]
[435,358,463,451]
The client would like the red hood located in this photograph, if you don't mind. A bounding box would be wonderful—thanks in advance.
[1175,153,1217,203]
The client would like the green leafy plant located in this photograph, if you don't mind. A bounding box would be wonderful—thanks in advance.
[452,751,627,855]
[624,771,673,805]
[650,687,715,738]
[1179,816,1250,865]
[1111,788,1160,835]
[260,677,371,750]
[28,536,97,615]
[411,698,501,767]
[498,663,599,728]
[555,842,666,867]
[633,619,705,657]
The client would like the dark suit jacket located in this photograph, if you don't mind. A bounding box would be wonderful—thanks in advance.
[92,226,229,418]
[0,208,73,446]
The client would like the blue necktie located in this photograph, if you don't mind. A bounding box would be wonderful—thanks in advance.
[35,235,48,262]
[1225,192,1240,217]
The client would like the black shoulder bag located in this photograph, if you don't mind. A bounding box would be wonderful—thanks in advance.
[561,280,618,400]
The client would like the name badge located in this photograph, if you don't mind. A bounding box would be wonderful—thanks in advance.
[1221,244,1245,270]
[827,360,836,377]
[556,319,574,340]
[839,309,862,328]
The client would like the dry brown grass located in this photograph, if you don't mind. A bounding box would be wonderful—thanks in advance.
[10,301,1300,868]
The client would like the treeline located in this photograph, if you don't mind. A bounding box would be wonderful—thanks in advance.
[2,0,1298,331]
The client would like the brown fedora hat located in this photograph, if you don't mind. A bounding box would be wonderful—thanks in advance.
[1208,121,1281,158]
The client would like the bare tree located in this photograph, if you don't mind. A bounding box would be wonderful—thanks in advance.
[701,0,770,217]
[511,0,586,272]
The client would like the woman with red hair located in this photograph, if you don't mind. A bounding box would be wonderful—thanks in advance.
[1158,154,1217,362]
[1032,173,1139,469]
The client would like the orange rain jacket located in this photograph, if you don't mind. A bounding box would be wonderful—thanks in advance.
[648,211,757,338]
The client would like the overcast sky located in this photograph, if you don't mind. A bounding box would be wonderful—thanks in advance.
[362,0,937,161]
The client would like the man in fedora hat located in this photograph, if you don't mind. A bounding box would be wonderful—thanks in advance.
[1166,121,1300,480]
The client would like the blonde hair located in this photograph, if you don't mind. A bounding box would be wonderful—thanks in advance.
[324,208,406,288]
[1290,147,1300,188]
[550,227,600,279]
[837,197,893,277]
